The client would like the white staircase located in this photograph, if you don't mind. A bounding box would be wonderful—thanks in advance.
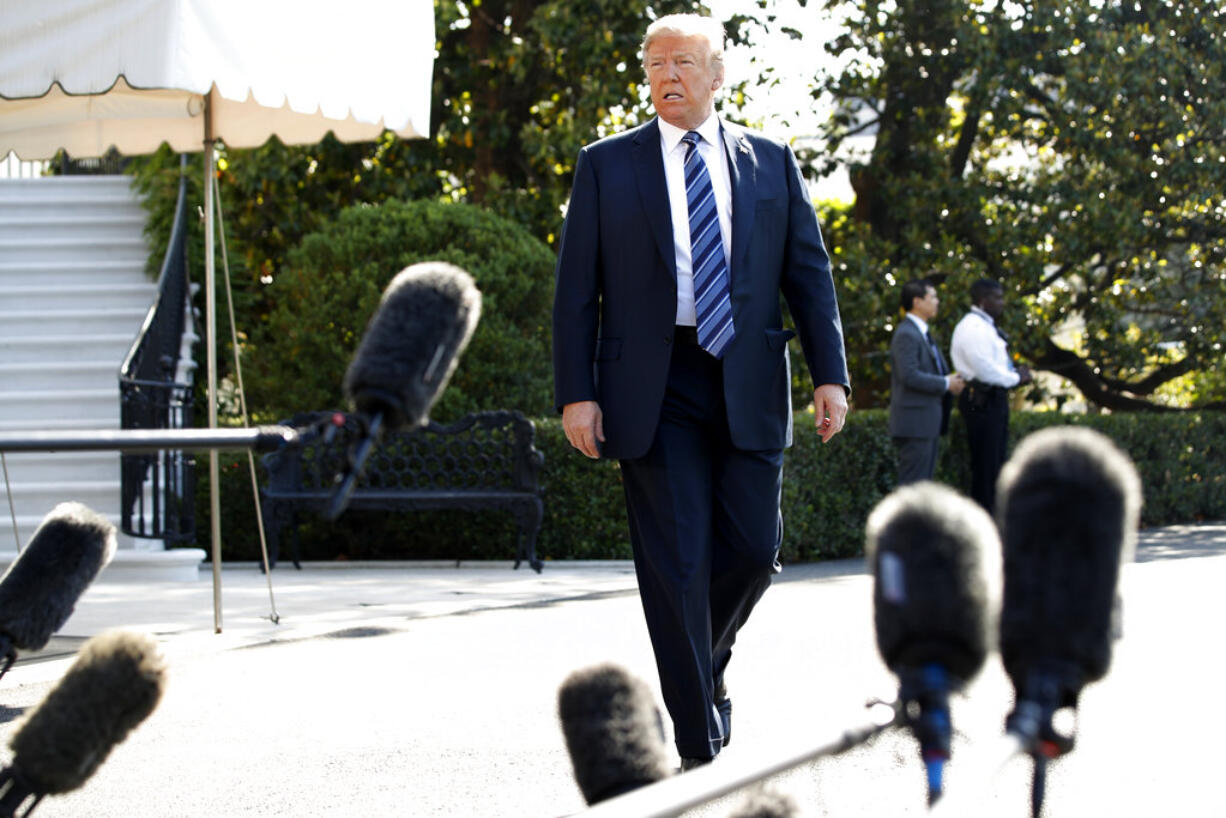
[0,175,203,580]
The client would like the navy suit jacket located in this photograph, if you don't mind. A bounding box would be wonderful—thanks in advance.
[552,117,849,461]
[887,317,950,439]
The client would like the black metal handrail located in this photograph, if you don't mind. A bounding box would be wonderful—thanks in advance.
[58,148,130,176]
[119,156,196,542]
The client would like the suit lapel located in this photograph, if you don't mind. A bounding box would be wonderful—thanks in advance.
[914,321,945,373]
[722,122,756,281]
[631,119,677,281]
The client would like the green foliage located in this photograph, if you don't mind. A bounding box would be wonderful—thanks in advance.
[781,409,894,560]
[535,420,635,559]
[213,133,443,283]
[811,201,900,409]
[192,409,1226,563]
[127,149,205,280]
[242,199,555,423]
[813,0,1226,411]
[429,0,763,245]
[1007,411,1226,525]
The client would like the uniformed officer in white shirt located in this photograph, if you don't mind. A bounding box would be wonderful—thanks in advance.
[949,279,1032,511]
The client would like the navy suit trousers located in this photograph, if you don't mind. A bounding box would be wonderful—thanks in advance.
[619,338,783,759]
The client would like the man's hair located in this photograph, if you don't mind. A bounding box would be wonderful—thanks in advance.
[969,278,1003,305]
[641,14,726,71]
[900,279,933,313]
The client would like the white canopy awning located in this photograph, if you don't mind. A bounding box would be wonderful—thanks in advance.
[0,0,434,159]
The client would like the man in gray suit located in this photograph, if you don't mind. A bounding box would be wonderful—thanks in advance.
[888,279,964,484]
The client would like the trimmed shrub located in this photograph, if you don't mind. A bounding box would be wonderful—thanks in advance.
[1007,411,1226,525]
[243,199,556,424]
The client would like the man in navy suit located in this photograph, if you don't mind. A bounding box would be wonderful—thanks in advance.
[552,13,850,769]
[888,279,965,485]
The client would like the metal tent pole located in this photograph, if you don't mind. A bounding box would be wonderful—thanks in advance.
[204,89,222,633]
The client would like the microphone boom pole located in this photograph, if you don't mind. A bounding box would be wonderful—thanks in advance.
[0,427,302,455]
[575,702,902,818]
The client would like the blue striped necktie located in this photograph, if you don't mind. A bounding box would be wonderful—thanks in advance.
[682,131,735,358]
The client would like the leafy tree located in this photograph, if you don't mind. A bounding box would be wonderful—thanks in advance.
[811,0,1226,411]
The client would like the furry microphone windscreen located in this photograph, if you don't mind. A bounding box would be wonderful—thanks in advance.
[0,502,117,651]
[342,261,482,431]
[557,663,672,805]
[866,482,1000,684]
[996,425,1141,692]
[8,630,166,795]
[726,786,801,818]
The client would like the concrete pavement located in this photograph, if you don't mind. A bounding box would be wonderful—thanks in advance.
[1,523,1224,816]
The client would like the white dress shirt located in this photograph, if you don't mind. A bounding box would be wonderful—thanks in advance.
[658,114,734,327]
[950,306,1020,387]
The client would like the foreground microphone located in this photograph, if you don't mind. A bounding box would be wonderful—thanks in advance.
[558,663,672,805]
[865,481,999,804]
[997,426,1141,757]
[343,261,482,431]
[725,786,800,817]
[0,630,166,816]
[0,502,118,680]
[327,262,482,519]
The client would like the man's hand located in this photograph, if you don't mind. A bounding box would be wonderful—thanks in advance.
[562,400,605,459]
[813,384,849,443]
[948,373,967,395]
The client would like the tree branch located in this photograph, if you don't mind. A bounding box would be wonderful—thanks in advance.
[949,90,983,179]
[1031,339,1191,412]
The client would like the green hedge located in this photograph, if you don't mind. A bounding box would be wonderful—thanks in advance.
[188,409,1226,564]
[243,198,556,424]
[1004,411,1226,525]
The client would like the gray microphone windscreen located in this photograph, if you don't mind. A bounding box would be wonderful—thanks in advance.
[726,786,801,817]
[866,481,999,683]
[342,261,481,430]
[0,502,117,651]
[558,663,672,805]
[997,425,1141,693]
[9,630,166,794]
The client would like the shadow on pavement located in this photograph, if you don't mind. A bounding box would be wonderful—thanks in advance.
[1135,523,1226,562]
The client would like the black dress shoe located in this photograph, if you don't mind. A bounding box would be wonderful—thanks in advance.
[679,755,713,772]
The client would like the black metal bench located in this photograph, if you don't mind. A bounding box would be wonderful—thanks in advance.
[260,410,544,571]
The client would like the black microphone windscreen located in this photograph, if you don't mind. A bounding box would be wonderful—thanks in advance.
[0,502,117,651]
[866,482,999,683]
[342,261,481,431]
[557,663,672,805]
[8,630,166,794]
[997,426,1141,693]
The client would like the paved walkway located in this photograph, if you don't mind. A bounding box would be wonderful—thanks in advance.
[42,521,1225,655]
